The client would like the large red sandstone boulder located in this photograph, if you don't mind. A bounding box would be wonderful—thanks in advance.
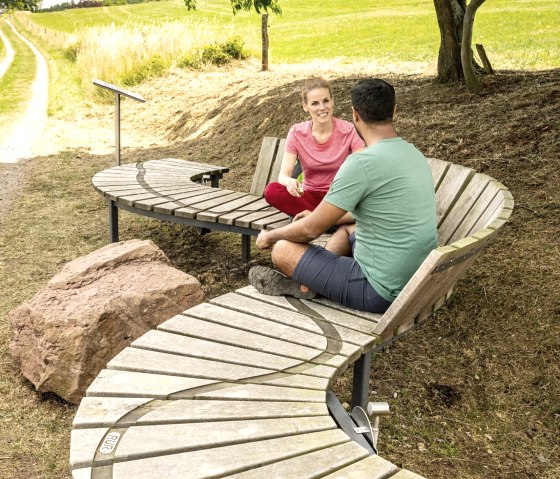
[9,239,204,404]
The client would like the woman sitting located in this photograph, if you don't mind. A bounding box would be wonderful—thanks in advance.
[264,77,364,217]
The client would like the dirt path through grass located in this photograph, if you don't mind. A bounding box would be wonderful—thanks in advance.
[0,19,48,164]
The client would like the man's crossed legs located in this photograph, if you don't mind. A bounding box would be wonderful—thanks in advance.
[249,225,391,313]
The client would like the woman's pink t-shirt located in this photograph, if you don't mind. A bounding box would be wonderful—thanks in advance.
[285,117,365,192]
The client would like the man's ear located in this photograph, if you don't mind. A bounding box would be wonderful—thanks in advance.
[352,106,360,123]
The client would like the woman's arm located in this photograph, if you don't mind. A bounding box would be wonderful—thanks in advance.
[277,151,302,197]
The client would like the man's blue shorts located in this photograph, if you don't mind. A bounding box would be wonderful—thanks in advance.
[292,233,392,313]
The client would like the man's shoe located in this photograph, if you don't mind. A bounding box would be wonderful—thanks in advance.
[249,266,316,300]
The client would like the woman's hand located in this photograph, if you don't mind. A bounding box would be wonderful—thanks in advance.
[286,178,303,197]
[293,210,312,221]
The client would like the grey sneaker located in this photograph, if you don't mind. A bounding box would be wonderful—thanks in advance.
[249,266,316,300]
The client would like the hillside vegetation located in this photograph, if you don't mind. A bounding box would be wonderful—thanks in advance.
[13,0,560,96]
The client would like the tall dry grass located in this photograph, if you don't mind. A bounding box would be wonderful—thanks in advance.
[72,19,232,99]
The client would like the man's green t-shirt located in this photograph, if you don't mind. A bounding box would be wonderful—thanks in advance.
[324,137,437,302]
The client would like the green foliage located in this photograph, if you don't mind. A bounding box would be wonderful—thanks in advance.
[63,42,80,62]
[121,53,167,86]
[230,0,281,15]
[0,0,41,11]
[179,37,247,68]
[220,37,247,60]
[201,44,230,65]
[184,0,281,15]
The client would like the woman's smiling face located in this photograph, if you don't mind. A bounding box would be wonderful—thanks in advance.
[303,87,333,125]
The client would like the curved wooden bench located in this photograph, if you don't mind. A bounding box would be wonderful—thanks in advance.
[73,154,513,478]
[93,157,290,261]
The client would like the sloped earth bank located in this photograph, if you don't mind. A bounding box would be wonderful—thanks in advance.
[1,63,559,478]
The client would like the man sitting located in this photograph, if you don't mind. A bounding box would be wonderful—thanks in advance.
[249,78,437,313]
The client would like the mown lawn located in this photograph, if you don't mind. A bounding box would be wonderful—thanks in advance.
[26,0,560,69]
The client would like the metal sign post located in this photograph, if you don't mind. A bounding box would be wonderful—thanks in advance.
[93,79,145,166]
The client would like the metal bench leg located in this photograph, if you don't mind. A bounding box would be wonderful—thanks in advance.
[242,235,251,263]
[109,200,119,243]
[351,351,372,410]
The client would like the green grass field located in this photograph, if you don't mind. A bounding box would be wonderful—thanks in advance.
[25,0,560,68]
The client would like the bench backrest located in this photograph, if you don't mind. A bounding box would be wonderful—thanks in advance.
[252,137,514,344]
[374,158,513,342]
[250,137,286,196]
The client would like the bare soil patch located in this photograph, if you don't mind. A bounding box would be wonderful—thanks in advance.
[0,62,558,478]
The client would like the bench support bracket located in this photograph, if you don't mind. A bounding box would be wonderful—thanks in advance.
[326,390,376,455]
[352,351,372,411]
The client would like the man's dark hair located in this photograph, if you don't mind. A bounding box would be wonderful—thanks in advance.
[351,78,395,123]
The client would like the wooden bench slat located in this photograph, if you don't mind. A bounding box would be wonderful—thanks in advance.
[70,427,108,469]
[320,454,401,479]
[73,397,328,429]
[211,293,378,352]
[133,329,310,373]
[179,189,243,208]
[86,369,218,399]
[426,157,449,190]
[218,198,273,225]
[224,441,370,479]
[107,347,278,382]
[73,397,151,429]
[264,218,291,230]
[250,137,282,196]
[237,286,382,335]
[435,162,475,225]
[467,187,513,236]
[438,172,493,245]
[260,374,329,391]
[269,138,287,190]
[108,429,350,479]
[196,194,263,221]
[251,211,290,229]
[109,416,337,464]
[158,311,330,363]
[232,209,284,228]
[446,181,502,243]
[191,383,326,402]
[207,295,326,335]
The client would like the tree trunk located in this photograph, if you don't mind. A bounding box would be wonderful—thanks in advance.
[462,0,486,92]
[261,13,269,71]
[433,0,466,83]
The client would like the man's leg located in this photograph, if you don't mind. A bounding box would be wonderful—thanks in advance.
[324,224,355,256]
[248,239,316,300]
[271,239,309,277]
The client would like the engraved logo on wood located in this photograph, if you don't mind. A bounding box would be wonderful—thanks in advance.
[99,432,121,454]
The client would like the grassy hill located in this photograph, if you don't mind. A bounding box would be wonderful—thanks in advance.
[22,0,560,67]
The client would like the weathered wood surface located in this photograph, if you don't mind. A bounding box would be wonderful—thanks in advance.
[71,288,429,478]
[81,141,513,478]
[93,157,290,239]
